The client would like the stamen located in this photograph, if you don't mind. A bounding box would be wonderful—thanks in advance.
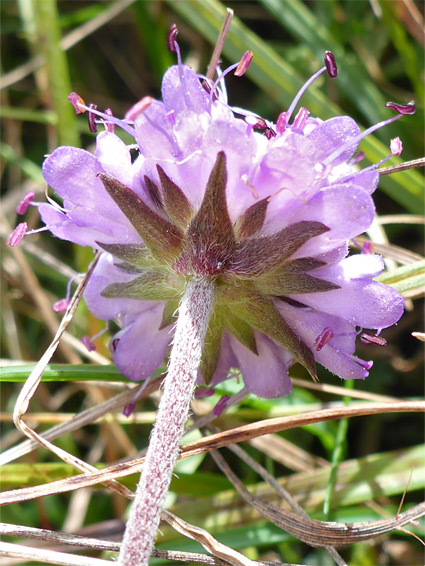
[75,102,136,137]
[314,327,334,351]
[53,298,71,313]
[88,104,98,133]
[124,96,154,122]
[110,338,120,353]
[103,108,115,133]
[208,52,253,112]
[234,51,253,77]
[167,23,178,53]
[324,51,337,78]
[385,101,416,115]
[166,24,193,112]
[265,127,276,139]
[323,102,415,167]
[245,115,267,129]
[53,272,84,313]
[68,92,86,114]
[81,335,96,352]
[212,394,231,417]
[361,241,374,254]
[360,333,387,346]
[286,63,328,123]
[16,191,36,215]
[276,111,288,134]
[390,137,403,156]
[8,222,28,247]
[292,107,310,131]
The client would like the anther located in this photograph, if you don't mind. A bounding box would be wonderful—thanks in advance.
[390,137,403,156]
[167,23,178,53]
[16,191,36,215]
[125,96,153,122]
[324,51,337,78]
[8,222,28,247]
[103,108,115,133]
[234,51,253,77]
[81,335,96,351]
[212,395,231,417]
[360,333,387,346]
[68,92,86,114]
[88,104,98,133]
[385,101,416,115]
[276,111,288,134]
[292,107,309,130]
[314,327,334,351]
[53,298,71,313]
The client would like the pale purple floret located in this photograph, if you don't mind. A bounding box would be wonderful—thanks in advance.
[35,56,407,398]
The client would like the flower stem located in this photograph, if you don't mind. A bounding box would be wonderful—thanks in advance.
[117,276,216,566]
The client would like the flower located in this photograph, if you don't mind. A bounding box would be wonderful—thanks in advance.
[29,50,408,398]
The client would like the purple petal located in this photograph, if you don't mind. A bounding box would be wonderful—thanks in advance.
[229,332,293,398]
[306,116,360,165]
[95,131,132,187]
[161,65,209,115]
[290,255,405,329]
[83,253,143,320]
[113,303,172,382]
[277,301,368,380]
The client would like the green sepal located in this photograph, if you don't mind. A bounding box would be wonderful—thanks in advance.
[234,197,269,240]
[157,165,194,228]
[230,221,329,277]
[224,309,258,355]
[98,173,184,263]
[159,299,180,329]
[200,307,225,384]
[228,290,317,379]
[187,152,236,274]
[101,270,184,301]
[96,241,154,269]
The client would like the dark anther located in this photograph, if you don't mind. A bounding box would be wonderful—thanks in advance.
[324,51,337,78]
[167,23,178,53]
[360,333,387,346]
[202,80,218,101]
[385,101,416,115]
[88,104,98,133]
[265,127,277,139]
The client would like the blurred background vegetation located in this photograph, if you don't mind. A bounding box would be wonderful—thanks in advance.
[1,1,424,565]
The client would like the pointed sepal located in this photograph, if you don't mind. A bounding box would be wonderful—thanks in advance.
[234,197,269,240]
[230,221,330,277]
[200,307,225,384]
[187,152,236,275]
[228,291,317,379]
[96,241,153,269]
[156,165,194,228]
[98,173,183,263]
[101,270,184,301]
[257,257,340,295]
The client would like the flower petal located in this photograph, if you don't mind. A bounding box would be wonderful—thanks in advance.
[230,332,293,398]
[291,255,405,329]
[113,303,172,382]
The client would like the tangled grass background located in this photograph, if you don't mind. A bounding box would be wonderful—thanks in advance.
[1,1,424,565]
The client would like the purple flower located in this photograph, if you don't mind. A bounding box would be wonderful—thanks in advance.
[35,52,406,398]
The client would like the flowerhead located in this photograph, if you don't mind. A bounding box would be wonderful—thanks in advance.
[17,45,409,398]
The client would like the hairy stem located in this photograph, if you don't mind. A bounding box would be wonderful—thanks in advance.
[117,277,215,566]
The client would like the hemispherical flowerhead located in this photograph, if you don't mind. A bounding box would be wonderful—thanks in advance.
[37,52,406,398]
